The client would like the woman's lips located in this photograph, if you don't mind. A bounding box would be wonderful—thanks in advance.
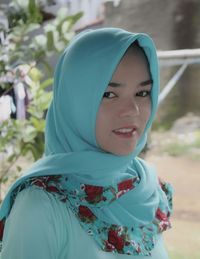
[112,126,138,138]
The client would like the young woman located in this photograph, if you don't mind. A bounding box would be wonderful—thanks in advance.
[0,28,173,259]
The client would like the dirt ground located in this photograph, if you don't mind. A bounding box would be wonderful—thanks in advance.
[146,153,200,258]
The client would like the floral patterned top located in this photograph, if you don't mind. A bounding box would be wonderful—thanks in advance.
[0,174,173,257]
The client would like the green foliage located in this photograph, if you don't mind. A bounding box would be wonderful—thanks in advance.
[160,131,200,159]
[193,131,200,148]
[162,142,190,157]
[0,0,82,190]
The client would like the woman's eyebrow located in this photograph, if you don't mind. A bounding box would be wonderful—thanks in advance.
[108,79,153,88]
[139,79,153,86]
[108,82,124,87]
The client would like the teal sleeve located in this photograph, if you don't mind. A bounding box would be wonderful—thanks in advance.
[0,186,68,259]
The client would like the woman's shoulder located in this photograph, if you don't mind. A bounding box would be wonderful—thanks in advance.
[5,184,71,244]
[12,184,69,223]
[2,185,69,253]
[0,185,69,258]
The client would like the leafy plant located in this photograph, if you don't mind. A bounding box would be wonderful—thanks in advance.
[162,142,190,157]
[0,0,82,198]
[160,131,200,159]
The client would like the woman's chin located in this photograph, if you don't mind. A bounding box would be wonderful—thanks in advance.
[108,147,136,157]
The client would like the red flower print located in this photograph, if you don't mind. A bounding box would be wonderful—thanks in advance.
[32,175,62,190]
[32,176,65,197]
[156,209,171,232]
[0,219,5,241]
[156,208,168,222]
[85,185,103,196]
[105,241,115,252]
[107,229,125,251]
[33,179,46,188]
[46,185,60,193]
[84,184,104,203]
[160,221,170,231]
[78,205,96,222]
[117,178,136,192]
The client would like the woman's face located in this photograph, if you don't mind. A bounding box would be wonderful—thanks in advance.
[96,47,152,156]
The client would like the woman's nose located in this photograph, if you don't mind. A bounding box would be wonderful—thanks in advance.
[118,98,140,118]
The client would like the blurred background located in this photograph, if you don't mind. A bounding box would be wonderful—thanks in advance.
[0,1,200,258]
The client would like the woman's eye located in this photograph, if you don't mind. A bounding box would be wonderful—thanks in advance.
[136,90,151,97]
[103,91,116,99]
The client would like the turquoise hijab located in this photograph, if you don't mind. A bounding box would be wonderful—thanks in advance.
[0,28,172,255]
